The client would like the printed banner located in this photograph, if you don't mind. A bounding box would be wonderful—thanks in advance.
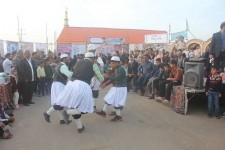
[171,31,187,41]
[57,43,72,54]
[129,43,144,51]
[20,42,34,52]
[145,34,168,44]
[0,40,4,56]
[71,44,86,56]
[89,37,125,45]
[7,41,19,53]
[35,43,47,52]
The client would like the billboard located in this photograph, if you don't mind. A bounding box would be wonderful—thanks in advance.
[171,31,187,41]
[20,42,34,52]
[0,40,4,55]
[35,43,47,52]
[89,37,125,45]
[7,41,19,53]
[145,34,168,44]
[57,43,72,54]
[71,44,86,56]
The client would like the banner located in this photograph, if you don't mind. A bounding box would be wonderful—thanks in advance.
[57,43,72,54]
[89,37,125,45]
[7,41,19,53]
[20,42,34,52]
[145,34,168,44]
[0,40,4,55]
[129,43,144,51]
[171,31,187,41]
[71,44,86,57]
[35,43,47,52]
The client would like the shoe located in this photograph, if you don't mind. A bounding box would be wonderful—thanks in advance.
[78,125,85,133]
[216,115,221,119]
[108,111,116,116]
[148,95,154,99]
[62,110,70,124]
[110,115,123,122]
[208,115,212,118]
[162,100,169,104]
[23,103,30,106]
[29,102,35,104]
[43,112,50,123]
[96,110,106,117]
[60,120,72,124]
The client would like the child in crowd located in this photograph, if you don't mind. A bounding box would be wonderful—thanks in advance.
[0,122,12,139]
[9,68,19,109]
[220,68,225,117]
[37,61,46,97]
[91,76,101,112]
[205,66,222,119]
[0,101,15,131]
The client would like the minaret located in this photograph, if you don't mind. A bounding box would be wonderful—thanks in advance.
[64,7,69,27]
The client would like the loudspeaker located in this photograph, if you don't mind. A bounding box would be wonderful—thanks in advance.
[184,62,204,89]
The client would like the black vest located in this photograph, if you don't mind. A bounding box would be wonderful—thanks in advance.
[53,63,68,85]
[71,59,94,85]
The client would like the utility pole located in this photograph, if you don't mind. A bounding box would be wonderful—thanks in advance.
[46,23,48,52]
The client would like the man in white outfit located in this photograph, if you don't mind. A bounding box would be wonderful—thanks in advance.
[43,54,73,124]
[57,52,104,133]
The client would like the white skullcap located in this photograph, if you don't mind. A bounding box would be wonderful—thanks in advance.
[87,44,96,51]
[111,56,120,62]
[60,54,68,59]
[85,52,95,58]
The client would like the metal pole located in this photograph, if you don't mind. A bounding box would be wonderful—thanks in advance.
[46,23,48,52]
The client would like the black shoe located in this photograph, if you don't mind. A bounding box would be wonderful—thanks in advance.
[208,115,212,118]
[78,125,85,133]
[62,110,70,124]
[43,112,50,123]
[23,103,30,106]
[29,102,35,104]
[216,115,221,119]
[60,120,72,124]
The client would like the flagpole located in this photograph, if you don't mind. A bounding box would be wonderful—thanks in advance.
[186,19,196,39]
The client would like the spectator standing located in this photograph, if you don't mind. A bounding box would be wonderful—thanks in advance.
[44,58,53,95]
[37,61,46,97]
[17,50,35,106]
[3,53,13,74]
[210,22,225,71]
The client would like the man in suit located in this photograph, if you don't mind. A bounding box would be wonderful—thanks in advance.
[210,22,225,71]
[17,50,35,106]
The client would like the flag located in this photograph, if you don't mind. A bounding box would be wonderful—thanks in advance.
[186,19,189,31]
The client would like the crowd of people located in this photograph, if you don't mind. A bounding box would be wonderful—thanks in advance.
[0,22,225,137]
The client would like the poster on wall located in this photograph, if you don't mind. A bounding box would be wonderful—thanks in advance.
[71,44,86,57]
[0,40,4,55]
[35,43,47,52]
[7,41,19,53]
[145,34,168,44]
[20,42,34,52]
[89,37,126,45]
[57,43,72,54]
[89,38,104,44]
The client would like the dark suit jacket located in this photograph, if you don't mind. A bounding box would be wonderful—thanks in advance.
[17,58,35,82]
[128,60,139,75]
[210,31,223,58]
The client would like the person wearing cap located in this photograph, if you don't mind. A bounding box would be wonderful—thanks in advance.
[55,52,104,133]
[96,56,127,122]
[156,59,183,103]
[43,54,73,124]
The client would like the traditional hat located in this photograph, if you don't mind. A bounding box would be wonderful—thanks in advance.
[85,52,95,58]
[60,54,68,59]
[111,56,120,62]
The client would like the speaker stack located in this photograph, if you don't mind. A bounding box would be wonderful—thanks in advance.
[184,58,205,90]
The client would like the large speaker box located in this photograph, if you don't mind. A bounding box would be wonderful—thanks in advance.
[184,61,204,89]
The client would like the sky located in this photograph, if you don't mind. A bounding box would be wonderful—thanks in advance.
[0,0,224,43]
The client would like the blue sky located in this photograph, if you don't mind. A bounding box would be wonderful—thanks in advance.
[0,0,224,43]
